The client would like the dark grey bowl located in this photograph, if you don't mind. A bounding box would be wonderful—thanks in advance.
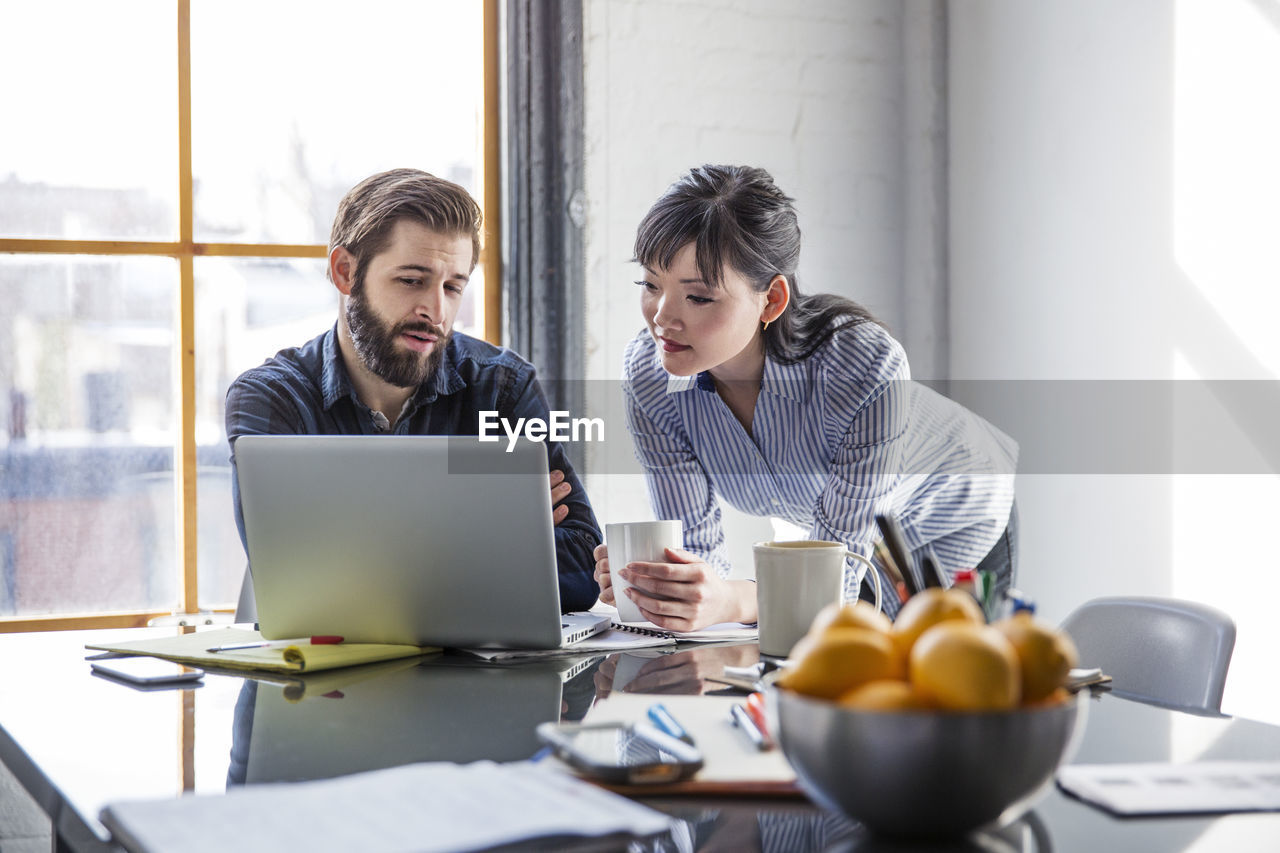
[773,687,1087,838]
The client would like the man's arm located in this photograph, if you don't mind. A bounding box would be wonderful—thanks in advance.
[502,372,602,612]
[225,373,308,553]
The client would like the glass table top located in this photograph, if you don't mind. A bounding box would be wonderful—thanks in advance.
[2,626,1279,852]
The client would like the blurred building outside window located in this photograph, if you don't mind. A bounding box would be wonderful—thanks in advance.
[0,1,487,623]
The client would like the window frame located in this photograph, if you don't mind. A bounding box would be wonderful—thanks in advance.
[0,0,502,632]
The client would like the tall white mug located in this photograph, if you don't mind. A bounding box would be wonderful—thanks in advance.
[753,540,879,657]
[605,520,683,622]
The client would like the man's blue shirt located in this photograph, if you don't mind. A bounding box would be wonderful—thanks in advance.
[225,325,601,612]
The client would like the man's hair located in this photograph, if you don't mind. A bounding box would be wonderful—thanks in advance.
[327,168,482,284]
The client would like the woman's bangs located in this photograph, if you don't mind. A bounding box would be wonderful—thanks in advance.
[635,204,701,274]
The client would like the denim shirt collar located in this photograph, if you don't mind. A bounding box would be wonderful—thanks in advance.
[319,325,467,414]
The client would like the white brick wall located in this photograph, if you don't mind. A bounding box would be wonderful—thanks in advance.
[581,0,939,572]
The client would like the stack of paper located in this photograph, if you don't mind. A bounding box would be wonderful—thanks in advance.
[101,761,676,853]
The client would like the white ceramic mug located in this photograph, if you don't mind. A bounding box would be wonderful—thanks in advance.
[605,520,683,622]
[752,540,880,657]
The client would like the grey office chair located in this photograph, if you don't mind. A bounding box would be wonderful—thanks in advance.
[1060,596,1235,714]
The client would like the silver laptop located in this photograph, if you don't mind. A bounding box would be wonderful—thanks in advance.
[234,435,609,649]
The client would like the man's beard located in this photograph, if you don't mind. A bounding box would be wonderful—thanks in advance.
[345,278,449,389]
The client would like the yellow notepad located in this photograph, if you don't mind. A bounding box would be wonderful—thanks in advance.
[85,627,439,674]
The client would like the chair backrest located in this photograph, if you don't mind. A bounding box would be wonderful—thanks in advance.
[1060,596,1236,714]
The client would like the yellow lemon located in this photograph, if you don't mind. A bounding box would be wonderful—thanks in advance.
[778,627,904,700]
[823,601,893,634]
[889,587,986,660]
[994,611,1080,704]
[909,621,1021,711]
[838,679,931,711]
[1025,687,1072,708]
[790,601,892,660]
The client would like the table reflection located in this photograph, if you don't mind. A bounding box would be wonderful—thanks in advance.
[8,628,1274,853]
[226,655,605,786]
[224,645,761,788]
[634,804,1046,853]
[216,643,1060,852]
[596,644,761,699]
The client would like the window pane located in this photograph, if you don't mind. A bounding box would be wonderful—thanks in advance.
[194,257,337,608]
[192,255,485,606]
[0,256,177,616]
[0,3,178,241]
[190,0,484,246]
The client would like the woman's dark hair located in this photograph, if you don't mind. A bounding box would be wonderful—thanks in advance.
[633,164,880,364]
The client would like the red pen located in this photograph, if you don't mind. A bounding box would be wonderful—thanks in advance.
[745,692,773,746]
[747,686,773,732]
[207,635,344,653]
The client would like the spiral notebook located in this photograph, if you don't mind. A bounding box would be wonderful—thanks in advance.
[460,616,757,661]
[611,620,759,642]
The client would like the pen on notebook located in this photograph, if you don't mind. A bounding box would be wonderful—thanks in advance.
[206,635,344,653]
[729,703,770,751]
[647,703,695,744]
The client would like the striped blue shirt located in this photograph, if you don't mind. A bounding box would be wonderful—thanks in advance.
[622,323,1017,617]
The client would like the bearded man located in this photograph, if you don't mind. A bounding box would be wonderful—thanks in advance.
[225,169,601,613]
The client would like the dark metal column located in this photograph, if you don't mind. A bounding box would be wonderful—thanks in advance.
[505,0,586,467]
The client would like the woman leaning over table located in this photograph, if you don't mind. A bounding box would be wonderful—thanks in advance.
[592,165,1019,631]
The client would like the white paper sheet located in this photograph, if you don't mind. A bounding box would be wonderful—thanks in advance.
[101,761,675,853]
[1057,761,1280,816]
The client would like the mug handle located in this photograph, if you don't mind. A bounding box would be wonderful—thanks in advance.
[842,550,883,614]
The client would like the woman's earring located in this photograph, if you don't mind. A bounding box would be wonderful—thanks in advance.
[762,319,772,332]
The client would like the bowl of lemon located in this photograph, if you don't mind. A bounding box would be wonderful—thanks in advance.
[771,591,1087,838]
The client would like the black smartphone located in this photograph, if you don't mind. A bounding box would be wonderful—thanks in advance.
[536,721,703,785]
[91,658,204,686]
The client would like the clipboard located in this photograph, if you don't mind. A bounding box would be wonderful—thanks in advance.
[573,694,801,797]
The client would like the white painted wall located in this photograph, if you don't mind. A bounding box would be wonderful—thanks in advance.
[950,0,1280,721]
[581,0,941,576]
[581,0,1280,722]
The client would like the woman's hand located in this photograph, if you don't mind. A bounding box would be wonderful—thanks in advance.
[592,542,615,605]
[617,547,758,631]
